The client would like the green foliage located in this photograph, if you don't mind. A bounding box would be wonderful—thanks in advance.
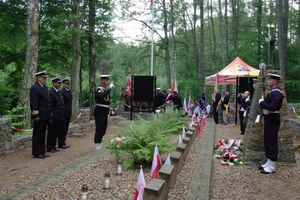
[2,104,29,135]
[106,108,186,170]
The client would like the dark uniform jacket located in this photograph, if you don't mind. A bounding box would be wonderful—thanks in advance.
[49,87,64,121]
[213,92,221,109]
[169,95,182,110]
[30,82,50,120]
[60,88,73,118]
[95,85,111,117]
[221,93,230,110]
[154,92,164,107]
[260,87,283,113]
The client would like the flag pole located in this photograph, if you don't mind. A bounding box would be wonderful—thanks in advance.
[150,0,154,76]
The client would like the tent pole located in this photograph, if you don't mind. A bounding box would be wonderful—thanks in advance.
[235,76,238,124]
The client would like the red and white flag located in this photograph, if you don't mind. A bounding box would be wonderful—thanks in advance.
[183,97,187,111]
[178,135,183,144]
[151,145,162,179]
[134,166,146,200]
[182,125,186,138]
[166,75,177,101]
[211,88,215,108]
[136,186,144,200]
[126,69,132,96]
[165,153,171,165]
[197,124,202,136]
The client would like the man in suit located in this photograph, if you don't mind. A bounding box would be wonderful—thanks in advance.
[30,70,50,159]
[46,77,64,153]
[221,89,230,125]
[94,75,114,151]
[60,78,72,149]
[213,89,221,124]
[154,88,164,108]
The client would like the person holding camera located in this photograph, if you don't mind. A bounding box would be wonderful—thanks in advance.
[237,91,250,135]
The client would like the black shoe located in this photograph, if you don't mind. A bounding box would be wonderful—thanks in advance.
[47,149,56,153]
[34,155,45,159]
[43,154,50,157]
[261,169,276,174]
[258,165,264,170]
[59,145,68,149]
[65,145,70,148]
[55,149,60,152]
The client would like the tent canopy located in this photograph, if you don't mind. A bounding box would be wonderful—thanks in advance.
[206,57,260,85]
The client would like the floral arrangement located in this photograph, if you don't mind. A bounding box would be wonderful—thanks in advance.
[214,139,244,166]
[110,135,127,149]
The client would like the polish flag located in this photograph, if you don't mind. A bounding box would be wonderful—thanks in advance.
[134,166,146,200]
[151,145,162,179]
[211,88,215,109]
[178,135,183,144]
[197,124,202,136]
[183,97,187,111]
[182,126,186,138]
[137,186,144,200]
[165,153,171,165]
[166,75,178,101]
[126,69,132,96]
[202,116,206,126]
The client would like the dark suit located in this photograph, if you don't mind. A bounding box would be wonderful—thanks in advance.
[60,87,73,147]
[213,92,221,124]
[30,82,50,157]
[169,95,182,111]
[154,92,164,108]
[47,87,64,151]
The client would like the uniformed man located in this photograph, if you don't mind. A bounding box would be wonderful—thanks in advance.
[154,88,164,108]
[30,70,50,159]
[94,75,114,151]
[213,89,221,124]
[60,78,72,149]
[221,89,230,125]
[46,76,64,153]
[258,73,283,174]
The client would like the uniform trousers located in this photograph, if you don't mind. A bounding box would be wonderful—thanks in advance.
[239,111,246,134]
[47,120,64,150]
[213,108,218,124]
[264,113,280,161]
[94,106,109,143]
[59,117,70,147]
[32,120,48,156]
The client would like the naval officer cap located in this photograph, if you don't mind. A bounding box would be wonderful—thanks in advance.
[35,70,47,78]
[253,78,257,82]
[267,73,281,80]
[100,75,110,79]
[62,77,71,83]
[157,88,161,91]
[52,76,62,83]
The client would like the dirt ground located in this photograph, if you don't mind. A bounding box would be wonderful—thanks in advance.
[1,120,300,198]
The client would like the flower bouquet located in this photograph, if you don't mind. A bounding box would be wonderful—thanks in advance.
[109,135,127,149]
[214,139,243,166]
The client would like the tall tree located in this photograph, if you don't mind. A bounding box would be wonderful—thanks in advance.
[89,0,96,115]
[71,0,82,116]
[210,0,217,72]
[19,0,39,128]
[257,0,263,58]
[218,0,226,68]
[224,0,228,63]
[276,0,288,80]
[199,0,205,92]
[170,0,177,76]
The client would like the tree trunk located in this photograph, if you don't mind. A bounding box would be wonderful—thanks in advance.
[89,0,96,116]
[276,0,288,80]
[210,0,217,72]
[199,0,205,92]
[191,0,198,71]
[170,0,177,76]
[71,0,82,116]
[162,0,171,89]
[224,0,228,64]
[218,0,225,68]
[231,0,237,53]
[257,0,262,58]
[19,0,39,129]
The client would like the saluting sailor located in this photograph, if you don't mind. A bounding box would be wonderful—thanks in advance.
[30,70,50,159]
[94,75,114,151]
[258,73,284,174]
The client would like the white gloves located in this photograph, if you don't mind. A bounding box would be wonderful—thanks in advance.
[255,115,260,123]
[245,97,250,102]
[109,81,114,89]
[258,99,264,104]
[243,111,247,117]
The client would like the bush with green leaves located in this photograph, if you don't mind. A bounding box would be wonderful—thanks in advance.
[106,108,187,170]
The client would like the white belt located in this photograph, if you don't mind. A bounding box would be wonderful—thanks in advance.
[263,109,279,115]
[96,104,110,108]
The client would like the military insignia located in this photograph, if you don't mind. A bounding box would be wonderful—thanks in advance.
[32,110,39,115]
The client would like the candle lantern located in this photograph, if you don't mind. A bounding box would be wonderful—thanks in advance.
[80,184,89,200]
[104,171,111,189]
[116,160,122,175]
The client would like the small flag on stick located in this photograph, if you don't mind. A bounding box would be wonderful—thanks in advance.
[134,166,146,200]
[151,145,162,179]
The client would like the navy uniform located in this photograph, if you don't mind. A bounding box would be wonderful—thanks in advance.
[213,90,221,124]
[154,88,164,108]
[60,78,72,149]
[30,70,50,159]
[94,75,113,151]
[46,76,64,153]
[259,73,283,174]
